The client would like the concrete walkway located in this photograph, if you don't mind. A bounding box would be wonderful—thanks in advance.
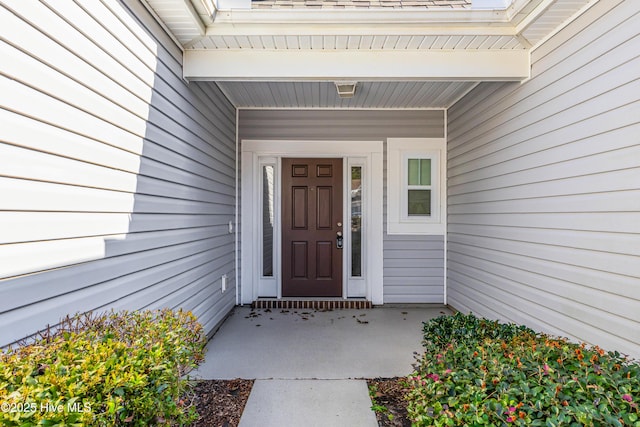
[193,305,451,426]
[239,379,376,427]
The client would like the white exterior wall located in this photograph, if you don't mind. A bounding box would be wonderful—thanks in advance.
[447,0,640,356]
[0,0,236,346]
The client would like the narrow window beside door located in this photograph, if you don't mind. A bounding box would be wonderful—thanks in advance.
[262,165,275,277]
[351,166,362,277]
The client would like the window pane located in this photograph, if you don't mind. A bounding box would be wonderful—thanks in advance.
[408,159,420,185]
[419,159,431,186]
[262,165,275,276]
[351,166,362,277]
[408,190,431,216]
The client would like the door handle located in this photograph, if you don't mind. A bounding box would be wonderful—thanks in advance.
[336,231,343,249]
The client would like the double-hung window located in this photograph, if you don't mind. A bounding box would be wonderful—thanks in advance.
[387,138,446,234]
[406,156,434,218]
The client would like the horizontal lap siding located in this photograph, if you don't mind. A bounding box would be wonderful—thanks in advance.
[239,109,445,303]
[383,235,445,303]
[239,110,445,142]
[447,0,640,356]
[0,0,236,346]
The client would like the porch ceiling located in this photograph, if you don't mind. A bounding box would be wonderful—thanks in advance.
[216,80,478,108]
[143,0,591,108]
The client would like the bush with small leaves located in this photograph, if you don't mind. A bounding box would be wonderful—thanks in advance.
[408,313,640,427]
[0,309,206,426]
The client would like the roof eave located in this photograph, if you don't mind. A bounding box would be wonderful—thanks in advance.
[213,8,512,26]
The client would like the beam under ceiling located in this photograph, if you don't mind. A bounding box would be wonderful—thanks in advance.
[184,49,530,81]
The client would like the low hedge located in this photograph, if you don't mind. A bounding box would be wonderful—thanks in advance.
[0,309,206,426]
[408,313,640,427]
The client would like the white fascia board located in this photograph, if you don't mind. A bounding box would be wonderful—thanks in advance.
[215,0,251,10]
[205,9,524,38]
[183,49,530,81]
[205,22,517,37]
[213,9,512,26]
[210,1,541,27]
[472,0,513,9]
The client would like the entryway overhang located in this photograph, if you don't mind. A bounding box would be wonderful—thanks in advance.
[143,0,593,86]
[180,4,535,82]
[183,49,530,81]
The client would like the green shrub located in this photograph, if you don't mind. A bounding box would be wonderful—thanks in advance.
[408,313,640,427]
[0,309,207,426]
[422,312,535,349]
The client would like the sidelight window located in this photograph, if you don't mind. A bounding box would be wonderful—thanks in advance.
[351,166,363,277]
[262,164,275,277]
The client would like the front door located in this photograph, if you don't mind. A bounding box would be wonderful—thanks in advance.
[281,158,343,297]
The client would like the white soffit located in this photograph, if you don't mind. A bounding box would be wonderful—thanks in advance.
[216,81,478,108]
[144,0,209,43]
[521,0,591,45]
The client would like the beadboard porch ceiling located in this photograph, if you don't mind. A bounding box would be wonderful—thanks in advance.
[144,0,591,108]
[215,80,477,108]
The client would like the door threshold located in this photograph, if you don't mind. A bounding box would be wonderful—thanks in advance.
[251,298,372,310]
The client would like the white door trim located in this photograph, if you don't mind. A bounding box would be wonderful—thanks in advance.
[240,140,384,305]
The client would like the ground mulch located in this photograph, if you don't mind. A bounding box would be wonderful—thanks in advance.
[187,377,409,427]
[367,377,412,427]
[188,379,254,427]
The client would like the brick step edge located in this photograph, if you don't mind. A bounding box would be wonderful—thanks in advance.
[251,299,372,310]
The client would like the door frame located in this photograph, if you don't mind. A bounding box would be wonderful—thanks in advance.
[241,139,384,305]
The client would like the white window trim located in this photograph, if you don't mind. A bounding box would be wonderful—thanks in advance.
[241,140,384,305]
[387,138,446,235]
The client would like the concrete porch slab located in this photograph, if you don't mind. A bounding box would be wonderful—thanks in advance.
[238,379,378,427]
[194,305,451,380]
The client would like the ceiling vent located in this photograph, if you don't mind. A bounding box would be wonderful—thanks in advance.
[335,81,357,99]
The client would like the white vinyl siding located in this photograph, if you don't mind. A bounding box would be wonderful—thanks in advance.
[383,234,445,303]
[0,0,236,346]
[239,109,446,303]
[447,0,640,357]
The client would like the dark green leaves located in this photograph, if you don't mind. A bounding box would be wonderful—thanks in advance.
[407,313,640,427]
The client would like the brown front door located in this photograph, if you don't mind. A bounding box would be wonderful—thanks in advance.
[282,158,343,297]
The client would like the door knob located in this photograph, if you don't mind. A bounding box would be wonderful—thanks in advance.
[336,231,343,249]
